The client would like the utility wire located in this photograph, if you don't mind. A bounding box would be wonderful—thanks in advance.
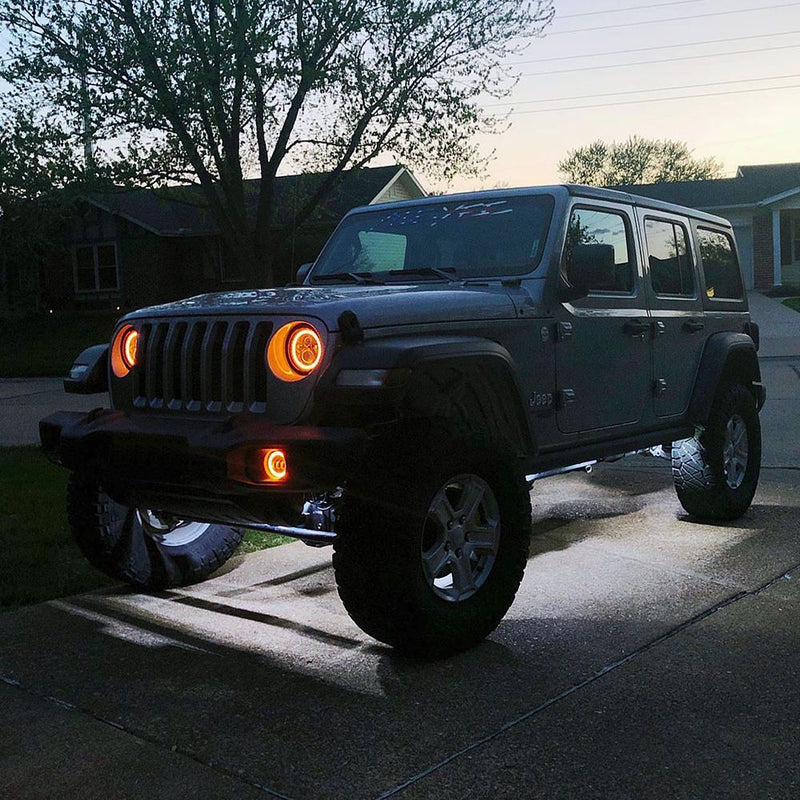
[509,82,800,114]
[549,2,800,35]
[558,0,700,18]
[494,73,799,107]
[509,30,800,65]
[516,42,800,78]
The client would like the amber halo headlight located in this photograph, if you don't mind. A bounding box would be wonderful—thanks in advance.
[111,324,139,378]
[267,321,324,382]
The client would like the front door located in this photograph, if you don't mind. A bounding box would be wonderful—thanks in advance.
[555,203,651,434]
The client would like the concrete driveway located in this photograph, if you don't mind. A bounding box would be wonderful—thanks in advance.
[1,293,799,798]
[1,352,799,799]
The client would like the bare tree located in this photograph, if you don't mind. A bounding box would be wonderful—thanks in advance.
[558,136,723,188]
[0,0,555,285]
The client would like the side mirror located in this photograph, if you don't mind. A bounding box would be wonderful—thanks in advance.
[559,243,615,302]
[64,344,109,394]
[557,277,589,304]
[294,262,313,285]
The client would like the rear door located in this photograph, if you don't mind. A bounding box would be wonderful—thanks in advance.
[555,202,651,434]
[638,210,706,419]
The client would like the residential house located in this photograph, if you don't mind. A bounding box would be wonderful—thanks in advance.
[42,165,426,310]
[613,162,800,290]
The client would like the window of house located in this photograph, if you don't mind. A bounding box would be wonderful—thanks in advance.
[792,216,800,264]
[696,228,743,300]
[644,218,694,297]
[74,243,120,293]
[563,207,634,294]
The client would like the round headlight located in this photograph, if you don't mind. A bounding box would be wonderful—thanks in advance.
[287,325,322,374]
[267,321,324,382]
[111,324,139,378]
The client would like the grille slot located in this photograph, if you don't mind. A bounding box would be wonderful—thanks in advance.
[133,318,272,412]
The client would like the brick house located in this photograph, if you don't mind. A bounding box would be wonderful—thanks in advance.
[613,162,800,290]
[42,165,425,310]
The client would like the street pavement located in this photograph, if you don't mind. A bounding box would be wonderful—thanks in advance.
[0,292,799,799]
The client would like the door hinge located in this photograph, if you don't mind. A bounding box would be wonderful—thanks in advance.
[558,388,577,407]
[557,321,573,342]
[653,378,668,396]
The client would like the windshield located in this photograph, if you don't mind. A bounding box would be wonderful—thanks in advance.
[311,194,555,282]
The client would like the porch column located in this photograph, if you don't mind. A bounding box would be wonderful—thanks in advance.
[772,208,782,286]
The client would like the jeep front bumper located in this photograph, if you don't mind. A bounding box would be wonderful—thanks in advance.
[40,409,366,526]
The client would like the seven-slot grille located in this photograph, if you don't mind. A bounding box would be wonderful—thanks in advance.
[132,318,273,412]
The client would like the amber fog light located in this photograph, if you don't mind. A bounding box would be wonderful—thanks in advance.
[260,448,288,482]
[267,321,324,382]
[111,324,139,378]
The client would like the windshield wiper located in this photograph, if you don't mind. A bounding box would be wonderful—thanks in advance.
[312,271,385,285]
[384,267,459,283]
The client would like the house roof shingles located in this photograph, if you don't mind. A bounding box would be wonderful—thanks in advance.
[87,165,405,237]
[611,162,800,210]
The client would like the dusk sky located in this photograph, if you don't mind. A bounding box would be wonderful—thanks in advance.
[439,0,800,192]
[1,0,797,193]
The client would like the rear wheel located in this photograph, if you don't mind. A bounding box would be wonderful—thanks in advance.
[67,473,244,589]
[333,425,531,657]
[672,383,761,521]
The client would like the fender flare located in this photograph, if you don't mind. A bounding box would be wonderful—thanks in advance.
[688,332,762,424]
[320,335,534,455]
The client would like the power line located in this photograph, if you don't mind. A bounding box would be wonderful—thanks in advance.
[509,29,800,65]
[548,2,800,36]
[496,73,799,107]
[509,82,800,114]
[558,0,700,18]
[517,42,800,78]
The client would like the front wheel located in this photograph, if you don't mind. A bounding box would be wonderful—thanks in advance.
[67,473,244,589]
[672,383,761,521]
[333,428,531,657]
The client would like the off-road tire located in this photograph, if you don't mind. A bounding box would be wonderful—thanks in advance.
[67,473,244,589]
[333,423,531,657]
[672,383,761,521]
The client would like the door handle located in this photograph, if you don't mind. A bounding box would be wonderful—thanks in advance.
[624,319,650,337]
[683,320,705,333]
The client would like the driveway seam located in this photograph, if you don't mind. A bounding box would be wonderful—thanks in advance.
[375,561,800,799]
[0,674,295,800]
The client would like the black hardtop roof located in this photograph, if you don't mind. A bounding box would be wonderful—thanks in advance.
[344,183,731,227]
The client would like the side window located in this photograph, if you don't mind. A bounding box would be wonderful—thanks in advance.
[564,207,634,294]
[697,228,743,300]
[644,218,695,297]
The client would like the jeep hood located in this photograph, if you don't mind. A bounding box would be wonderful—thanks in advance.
[126,284,519,330]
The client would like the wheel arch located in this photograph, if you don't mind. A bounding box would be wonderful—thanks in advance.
[688,332,762,424]
[399,350,534,457]
[319,335,534,456]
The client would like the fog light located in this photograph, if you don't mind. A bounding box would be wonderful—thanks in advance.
[261,448,288,482]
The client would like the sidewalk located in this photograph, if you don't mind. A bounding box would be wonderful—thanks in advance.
[0,377,96,446]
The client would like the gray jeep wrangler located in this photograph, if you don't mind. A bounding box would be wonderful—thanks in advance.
[41,185,765,657]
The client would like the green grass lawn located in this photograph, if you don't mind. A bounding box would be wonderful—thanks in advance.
[0,312,119,377]
[782,297,800,313]
[0,446,291,611]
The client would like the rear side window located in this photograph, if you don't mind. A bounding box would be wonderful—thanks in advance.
[644,218,694,297]
[564,207,634,294]
[697,228,743,300]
